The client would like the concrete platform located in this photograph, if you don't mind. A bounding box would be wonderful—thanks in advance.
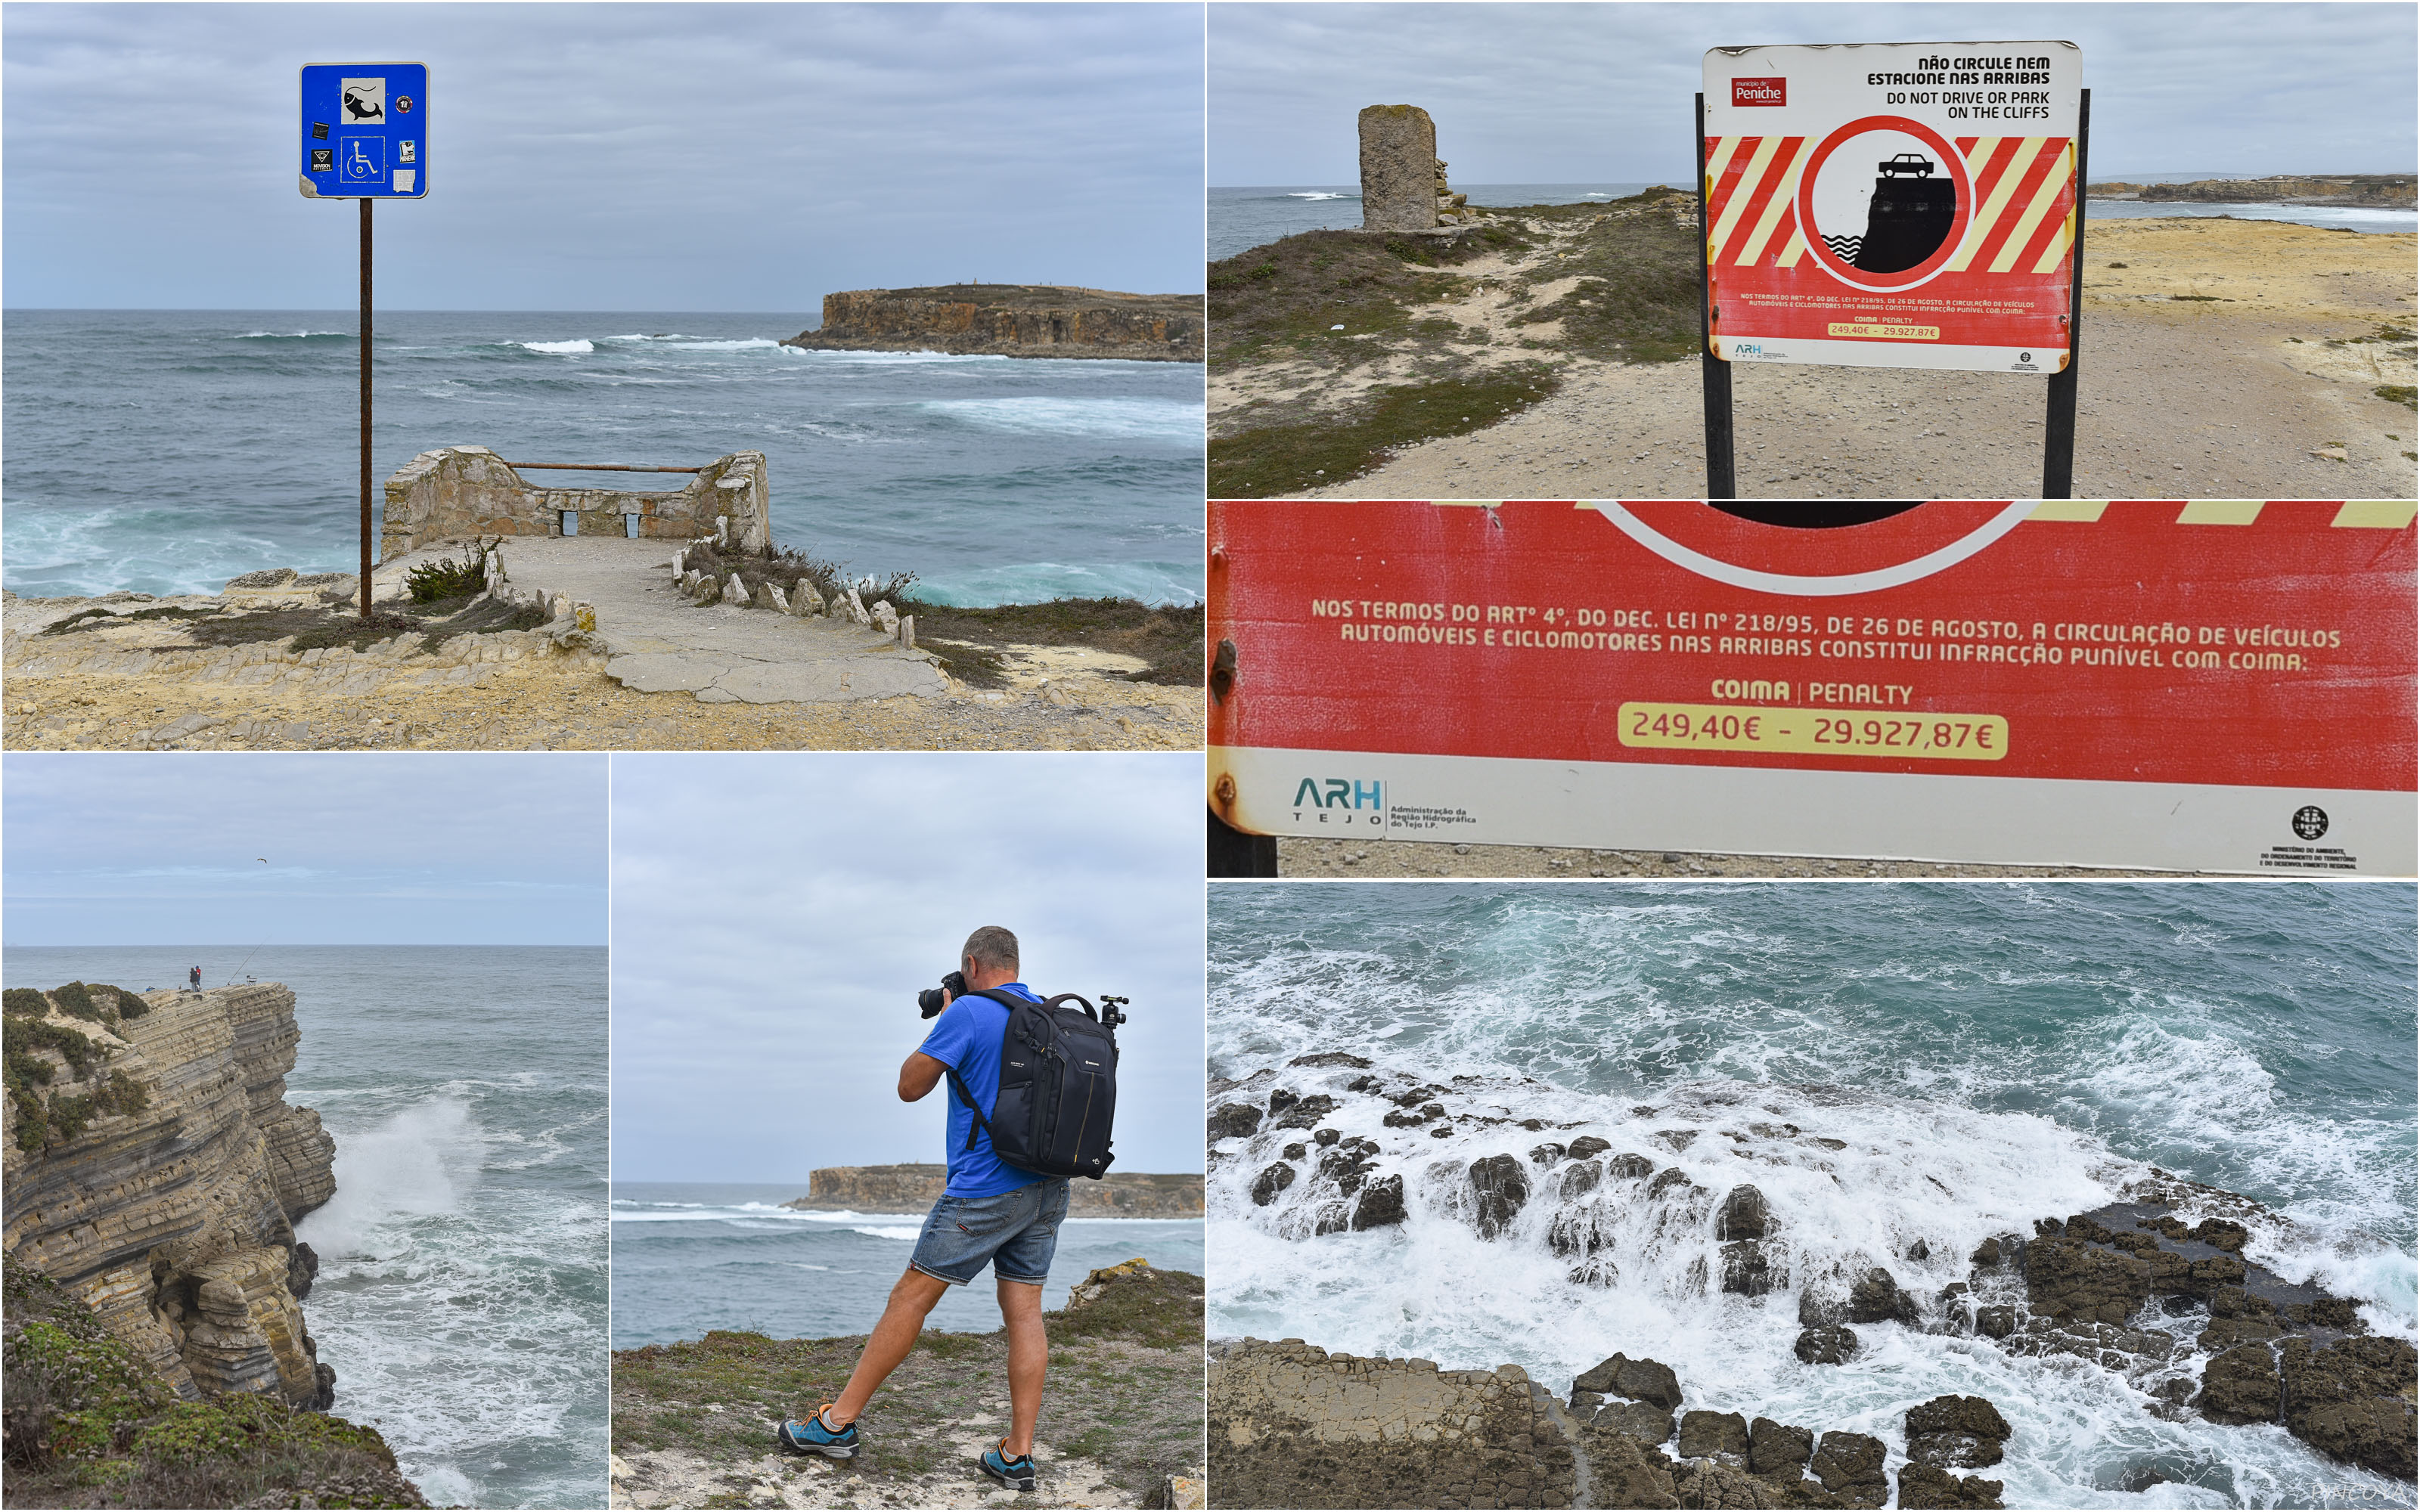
[375,537,948,704]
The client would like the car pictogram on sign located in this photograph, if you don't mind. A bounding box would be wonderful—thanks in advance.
[1879,153,1935,177]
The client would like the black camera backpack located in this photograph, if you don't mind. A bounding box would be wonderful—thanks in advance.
[945,990,1122,1179]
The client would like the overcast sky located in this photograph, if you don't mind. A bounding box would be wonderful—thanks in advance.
[1212,2,2418,184]
[612,752,1204,1183]
[1,754,606,944]
[2,2,1205,309]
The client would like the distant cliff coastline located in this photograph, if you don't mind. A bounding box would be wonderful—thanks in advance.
[783,285,1204,361]
[4,981,338,1407]
[783,1162,1204,1217]
[2090,175,2415,208]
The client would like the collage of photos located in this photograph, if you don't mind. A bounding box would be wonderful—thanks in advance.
[0,3,2413,1512]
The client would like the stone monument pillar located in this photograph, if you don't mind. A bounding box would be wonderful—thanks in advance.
[1360,104,1441,231]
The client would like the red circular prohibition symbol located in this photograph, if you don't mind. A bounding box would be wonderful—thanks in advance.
[1794,114,1972,293]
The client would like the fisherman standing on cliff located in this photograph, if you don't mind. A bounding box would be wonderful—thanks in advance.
[778,925,1068,1493]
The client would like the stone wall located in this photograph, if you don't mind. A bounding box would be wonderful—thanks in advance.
[379,447,770,562]
[783,1163,1205,1218]
[1360,105,1480,231]
[784,286,1204,361]
[3,983,338,1408]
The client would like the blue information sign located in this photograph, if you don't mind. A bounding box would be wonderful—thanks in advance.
[299,62,427,198]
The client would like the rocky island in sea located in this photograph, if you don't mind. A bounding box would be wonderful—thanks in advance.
[782,1162,1205,1218]
[784,284,1204,361]
[1207,1055,2418,1510]
[2,981,424,1507]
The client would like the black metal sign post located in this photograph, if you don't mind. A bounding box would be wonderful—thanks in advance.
[1695,91,1736,499]
[1695,86,2092,501]
[358,198,373,619]
[2041,88,2090,498]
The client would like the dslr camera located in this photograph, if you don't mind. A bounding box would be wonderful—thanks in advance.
[917,971,969,1019]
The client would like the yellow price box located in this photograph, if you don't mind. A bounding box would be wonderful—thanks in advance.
[1825,322,1941,340]
[1618,702,2009,761]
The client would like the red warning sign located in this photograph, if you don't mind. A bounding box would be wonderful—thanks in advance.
[1207,501,2418,875]
[1705,42,2081,372]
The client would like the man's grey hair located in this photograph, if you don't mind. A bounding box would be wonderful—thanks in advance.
[960,925,1019,974]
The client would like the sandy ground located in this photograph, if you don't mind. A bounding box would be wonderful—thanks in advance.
[1273,837,2209,879]
[1224,217,2418,500]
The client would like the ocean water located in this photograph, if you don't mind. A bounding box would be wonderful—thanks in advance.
[612,1181,1204,1350]
[0,310,1205,607]
[1208,882,2418,1510]
[2,945,608,1510]
[1210,181,2413,261]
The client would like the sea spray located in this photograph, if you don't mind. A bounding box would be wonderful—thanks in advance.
[299,1097,486,1257]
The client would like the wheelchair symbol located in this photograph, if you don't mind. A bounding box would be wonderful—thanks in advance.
[338,136,385,182]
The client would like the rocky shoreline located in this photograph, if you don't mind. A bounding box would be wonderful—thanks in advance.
[1207,1055,2417,1505]
[611,1259,1206,1510]
[782,1163,1205,1218]
[2,981,426,1506]
[786,284,1204,362]
[2090,175,2415,209]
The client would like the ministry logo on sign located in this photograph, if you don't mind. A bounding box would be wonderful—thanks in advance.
[1732,77,1786,105]
[1292,777,1385,827]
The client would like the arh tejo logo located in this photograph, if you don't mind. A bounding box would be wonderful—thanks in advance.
[1292,777,1385,826]
[1733,77,1787,106]
[2292,805,2329,841]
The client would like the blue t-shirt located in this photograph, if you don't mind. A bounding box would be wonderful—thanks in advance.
[919,983,1047,1198]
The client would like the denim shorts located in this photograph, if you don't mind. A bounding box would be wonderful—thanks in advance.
[908,1177,1071,1286]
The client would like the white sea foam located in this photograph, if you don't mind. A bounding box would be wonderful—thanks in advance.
[298,1098,486,1257]
[919,395,1202,441]
[852,1225,923,1241]
[1286,191,1354,200]
[517,339,593,355]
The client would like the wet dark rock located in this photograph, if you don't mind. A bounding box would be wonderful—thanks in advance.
[2023,1237,2150,1325]
[2278,1333,2418,1479]
[1349,1173,1406,1231]
[1289,1052,1370,1069]
[1797,1290,1845,1328]
[2181,1253,2248,1299]
[2198,1315,2284,1352]
[1344,1074,1383,1094]
[1429,1126,1453,1139]
[1897,1464,2004,1510]
[1720,1239,1782,1297]
[287,1241,320,1301]
[1273,1093,1338,1130]
[1717,1185,1770,1241]
[1649,1167,1697,1199]
[1794,1326,1859,1365]
[1810,1430,1888,1508]
[2035,1217,2064,1238]
[1808,1137,1848,1151]
[1846,1267,1919,1325]
[1575,1352,1683,1410]
[1904,1395,2011,1469]
[1382,1106,1432,1128]
[1529,1142,1567,1165]
[2196,1342,2281,1424]
[2211,1284,2276,1320]
[1317,1143,1377,1194]
[1747,1418,1813,1479]
[1654,1129,1699,1151]
[1561,1160,1603,1199]
[1267,1087,1298,1116]
[2188,1218,2249,1252]
[1468,1153,1530,1239]
[1586,1428,1683,1508]
[1208,1102,1263,1140]
[1679,1409,1750,1464]
[1969,1237,2002,1269]
[1671,1457,1785,1507]
[1547,1207,1607,1259]
[1609,1153,1657,1179]
[1599,1399,1677,1445]
[1974,1305,2017,1340]
[1567,1136,1613,1160]
[1249,1162,1296,1206]
[1903,1238,1931,1262]
[2284,1295,2364,1330]
[1314,1127,1341,1147]
[1281,1142,1307,1160]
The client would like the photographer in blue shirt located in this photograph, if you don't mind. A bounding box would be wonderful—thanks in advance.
[778,926,1067,1493]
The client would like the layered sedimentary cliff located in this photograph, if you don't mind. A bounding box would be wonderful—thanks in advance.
[3,981,339,1409]
[783,1163,1203,1217]
[1208,1055,2417,1502]
[783,285,1203,361]
[2090,175,2416,207]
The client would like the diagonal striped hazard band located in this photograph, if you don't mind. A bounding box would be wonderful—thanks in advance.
[1704,135,2074,275]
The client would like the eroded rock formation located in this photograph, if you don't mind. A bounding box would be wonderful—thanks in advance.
[783,286,1202,361]
[782,1163,1202,1218]
[3,983,337,1409]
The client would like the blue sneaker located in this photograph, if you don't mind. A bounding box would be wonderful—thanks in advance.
[776,1404,858,1459]
[981,1439,1036,1492]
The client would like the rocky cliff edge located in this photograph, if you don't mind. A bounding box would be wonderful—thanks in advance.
[4,981,339,1410]
[785,286,1204,361]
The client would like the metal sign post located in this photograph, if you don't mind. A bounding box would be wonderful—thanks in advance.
[1697,44,2084,497]
[2042,89,2090,497]
[300,62,428,618]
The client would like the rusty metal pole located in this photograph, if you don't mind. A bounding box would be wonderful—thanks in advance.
[1696,92,1736,500]
[358,197,374,619]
